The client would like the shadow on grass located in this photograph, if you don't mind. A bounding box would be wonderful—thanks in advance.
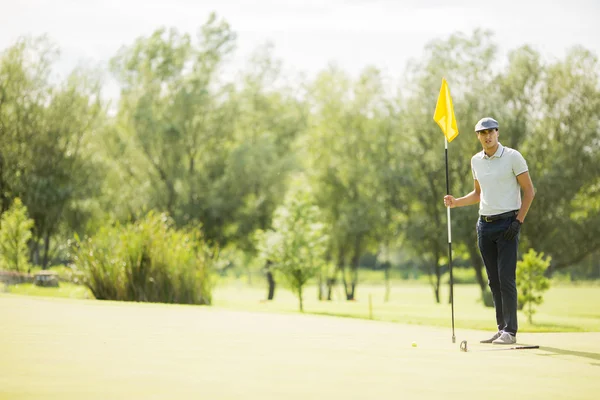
[538,346,600,365]
[310,311,371,320]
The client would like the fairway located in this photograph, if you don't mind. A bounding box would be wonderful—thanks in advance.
[212,282,600,332]
[1,295,599,400]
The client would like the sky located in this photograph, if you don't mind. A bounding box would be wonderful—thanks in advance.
[1,0,599,97]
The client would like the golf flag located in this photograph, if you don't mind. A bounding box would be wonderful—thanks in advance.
[433,78,459,142]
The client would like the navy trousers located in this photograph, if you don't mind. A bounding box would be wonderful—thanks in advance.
[477,216,519,335]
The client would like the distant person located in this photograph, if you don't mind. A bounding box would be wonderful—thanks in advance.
[444,117,535,344]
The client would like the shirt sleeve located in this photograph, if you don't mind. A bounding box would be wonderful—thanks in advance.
[512,150,528,176]
[471,159,477,180]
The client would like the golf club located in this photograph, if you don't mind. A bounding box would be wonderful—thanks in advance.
[460,340,539,352]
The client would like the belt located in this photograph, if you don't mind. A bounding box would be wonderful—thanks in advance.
[480,210,519,223]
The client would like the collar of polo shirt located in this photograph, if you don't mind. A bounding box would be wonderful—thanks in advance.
[481,142,505,159]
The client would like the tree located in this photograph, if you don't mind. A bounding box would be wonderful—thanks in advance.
[0,198,34,272]
[220,43,307,250]
[515,47,600,271]
[263,259,276,300]
[399,30,499,303]
[517,249,551,323]
[303,66,398,301]
[107,17,305,253]
[256,177,329,311]
[0,36,104,267]
[25,68,104,267]
[108,15,236,231]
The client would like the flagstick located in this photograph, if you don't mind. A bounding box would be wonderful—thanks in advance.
[445,137,456,344]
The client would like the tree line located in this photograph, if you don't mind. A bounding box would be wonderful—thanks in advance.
[1,13,599,304]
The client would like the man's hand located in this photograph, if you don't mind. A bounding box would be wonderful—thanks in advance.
[503,220,522,240]
[444,195,456,208]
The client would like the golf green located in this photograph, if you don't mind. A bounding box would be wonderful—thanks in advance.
[1,295,598,399]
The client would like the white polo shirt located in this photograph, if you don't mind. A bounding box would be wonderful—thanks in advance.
[471,143,528,216]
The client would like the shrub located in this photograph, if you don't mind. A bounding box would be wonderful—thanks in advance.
[517,248,551,323]
[73,212,214,305]
[256,179,329,312]
[0,198,34,273]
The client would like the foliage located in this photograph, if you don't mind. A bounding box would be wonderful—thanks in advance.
[517,249,551,323]
[0,36,104,267]
[72,212,215,305]
[399,30,500,303]
[303,66,405,300]
[0,198,34,272]
[1,21,600,306]
[255,177,329,311]
[518,47,600,269]
[105,15,304,251]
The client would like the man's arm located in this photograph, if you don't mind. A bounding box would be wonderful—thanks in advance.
[516,172,535,223]
[444,180,481,208]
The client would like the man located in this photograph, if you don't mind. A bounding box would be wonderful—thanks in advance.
[444,117,535,344]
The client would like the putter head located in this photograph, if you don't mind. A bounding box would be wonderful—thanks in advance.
[460,340,468,352]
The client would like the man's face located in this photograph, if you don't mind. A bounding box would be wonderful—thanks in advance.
[477,128,499,151]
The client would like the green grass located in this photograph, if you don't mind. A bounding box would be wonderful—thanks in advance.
[212,281,600,332]
[1,282,93,299]
[0,294,598,400]
[3,278,600,332]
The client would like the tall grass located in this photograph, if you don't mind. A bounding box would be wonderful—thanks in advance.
[73,212,214,305]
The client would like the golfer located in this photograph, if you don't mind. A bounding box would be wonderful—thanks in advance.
[444,117,535,344]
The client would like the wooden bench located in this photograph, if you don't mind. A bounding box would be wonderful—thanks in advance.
[34,271,60,287]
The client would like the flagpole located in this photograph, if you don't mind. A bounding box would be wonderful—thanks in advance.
[434,77,458,344]
[445,136,456,344]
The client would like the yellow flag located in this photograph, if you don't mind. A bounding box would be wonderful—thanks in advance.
[433,78,459,142]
